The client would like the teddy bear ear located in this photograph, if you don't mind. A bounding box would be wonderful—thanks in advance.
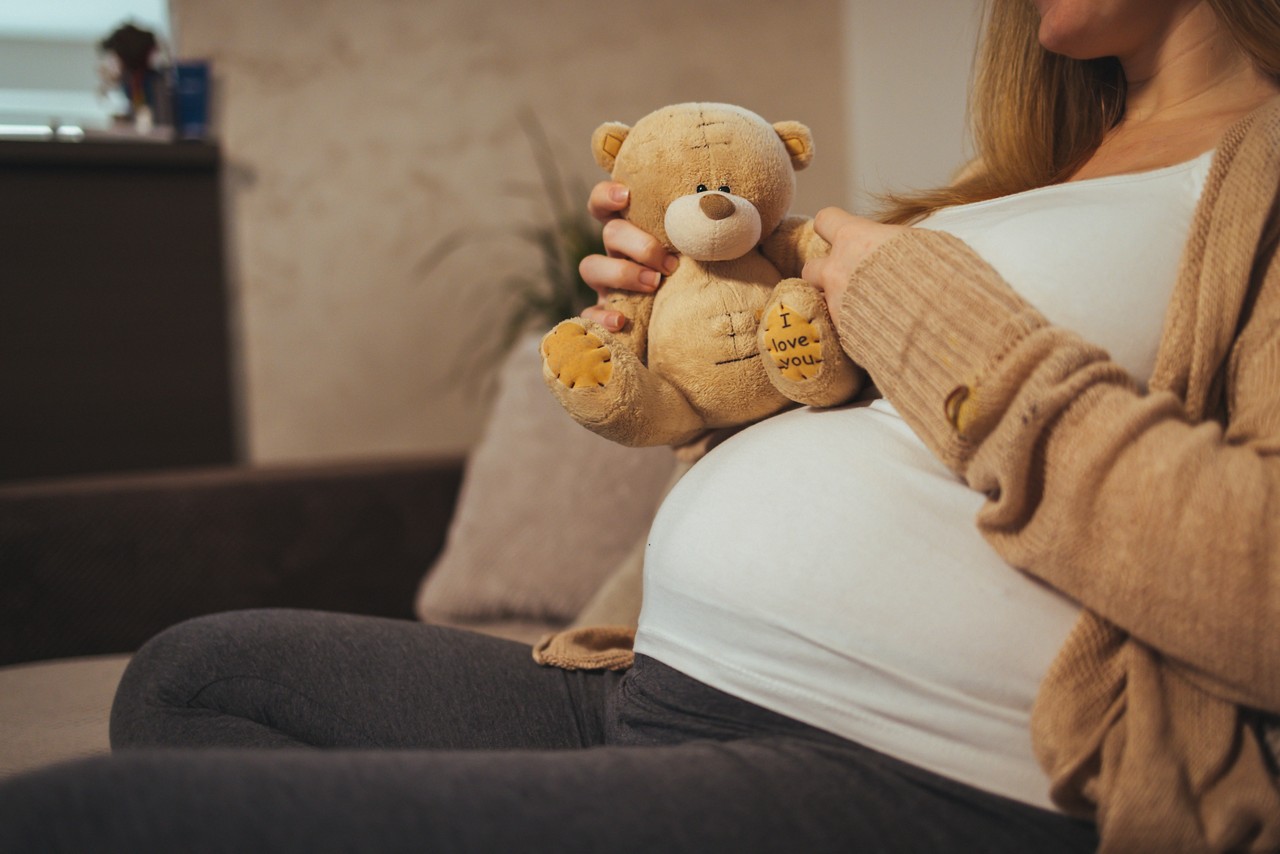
[773,121,814,171]
[591,122,631,172]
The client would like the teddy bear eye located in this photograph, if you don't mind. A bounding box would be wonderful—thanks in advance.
[696,184,708,193]
[718,185,731,193]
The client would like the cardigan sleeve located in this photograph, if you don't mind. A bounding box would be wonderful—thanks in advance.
[838,228,1280,712]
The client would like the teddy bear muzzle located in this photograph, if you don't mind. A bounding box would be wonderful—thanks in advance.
[699,193,735,221]
[663,191,763,262]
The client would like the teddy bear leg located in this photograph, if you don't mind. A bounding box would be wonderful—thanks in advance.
[541,318,707,447]
[757,278,863,408]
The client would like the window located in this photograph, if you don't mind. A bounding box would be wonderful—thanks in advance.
[0,1,171,137]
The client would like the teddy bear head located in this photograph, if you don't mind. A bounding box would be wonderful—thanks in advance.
[591,103,813,262]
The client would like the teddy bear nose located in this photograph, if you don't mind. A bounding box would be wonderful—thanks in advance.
[699,193,736,221]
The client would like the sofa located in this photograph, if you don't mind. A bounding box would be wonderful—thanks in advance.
[0,334,677,779]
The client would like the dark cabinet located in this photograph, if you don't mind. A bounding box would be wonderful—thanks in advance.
[0,139,238,482]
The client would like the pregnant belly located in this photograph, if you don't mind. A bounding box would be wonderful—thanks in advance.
[639,400,1081,711]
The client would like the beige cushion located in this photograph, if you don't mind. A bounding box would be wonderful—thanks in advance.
[0,654,130,779]
[415,333,675,627]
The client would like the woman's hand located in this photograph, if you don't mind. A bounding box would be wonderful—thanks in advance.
[802,207,907,321]
[579,181,680,332]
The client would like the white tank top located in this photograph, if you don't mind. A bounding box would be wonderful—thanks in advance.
[635,150,1214,811]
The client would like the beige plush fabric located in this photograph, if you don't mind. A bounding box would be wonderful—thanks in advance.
[531,626,638,672]
[838,99,1280,852]
[0,654,130,780]
[415,333,675,628]
[541,104,856,449]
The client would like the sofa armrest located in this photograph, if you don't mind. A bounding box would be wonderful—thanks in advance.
[0,457,464,665]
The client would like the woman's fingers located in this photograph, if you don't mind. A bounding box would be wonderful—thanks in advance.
[580,181,678,333]
[588,181,630,223]
[812,206,859,242]
[803,207,910,322]
[580,253,662,294]
[813,207,906,268]
[581,304,627,332]
[588,181,678,274]
[801,255,846,321]
[579,216,679,309]
[602,219,678,271]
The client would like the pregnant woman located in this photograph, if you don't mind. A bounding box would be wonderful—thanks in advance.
[3,0,1279,851]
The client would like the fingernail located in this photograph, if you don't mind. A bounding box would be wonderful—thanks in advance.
[663,255,679,274]
[607,313,625,331]
[639,270,661,288]
[610,186,629,205]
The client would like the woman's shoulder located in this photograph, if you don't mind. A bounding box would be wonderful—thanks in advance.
[1255,92,1280,117]
[1227,93,1280,147]
[1208,94,1280,185]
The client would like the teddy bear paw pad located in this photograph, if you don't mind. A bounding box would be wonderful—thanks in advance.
[543,322,614,388]
[763,303,824,381]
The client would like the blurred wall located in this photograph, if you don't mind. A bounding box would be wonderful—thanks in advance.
[170,0,982,464]
[170,0,855,463]
[844,0,983,212]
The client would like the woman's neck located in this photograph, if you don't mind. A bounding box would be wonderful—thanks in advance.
[1070,5,1278,181]
[1119,3,1276,125]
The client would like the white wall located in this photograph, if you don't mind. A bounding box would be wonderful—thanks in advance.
[843,0,984,213]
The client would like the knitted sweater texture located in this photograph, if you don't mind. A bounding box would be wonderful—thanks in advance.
[840,98,1280,852]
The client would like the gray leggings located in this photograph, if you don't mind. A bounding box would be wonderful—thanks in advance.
[0,609,1098,853]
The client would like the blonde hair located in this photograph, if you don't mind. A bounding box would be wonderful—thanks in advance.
[1207,0,1280,77]
[878,0,1280,225]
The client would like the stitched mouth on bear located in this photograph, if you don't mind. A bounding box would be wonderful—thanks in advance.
[714,352,760,366]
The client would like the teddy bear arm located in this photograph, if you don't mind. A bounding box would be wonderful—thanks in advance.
[757,278,863,408]
[759,215,831,279]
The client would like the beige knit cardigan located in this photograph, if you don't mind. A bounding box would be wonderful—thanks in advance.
[536,98,1280,852]
[840,98,1280,852]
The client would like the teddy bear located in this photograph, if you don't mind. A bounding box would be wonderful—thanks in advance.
[539,102,863,448]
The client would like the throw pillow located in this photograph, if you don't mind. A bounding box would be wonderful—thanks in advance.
[415,333,675,626]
